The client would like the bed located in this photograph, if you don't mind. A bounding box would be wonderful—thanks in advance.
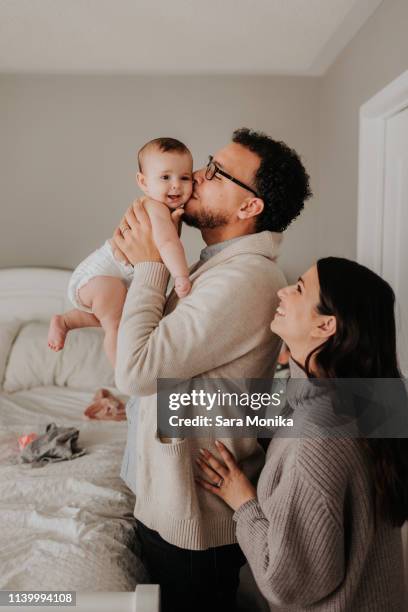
[0,268,159,611]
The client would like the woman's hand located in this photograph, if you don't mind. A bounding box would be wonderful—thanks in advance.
[196,441,257,512]
[112,198,162,266]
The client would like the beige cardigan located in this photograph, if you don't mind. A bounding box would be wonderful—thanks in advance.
[115,231,286,550]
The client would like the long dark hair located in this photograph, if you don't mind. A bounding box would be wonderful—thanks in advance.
[308,257,408,527]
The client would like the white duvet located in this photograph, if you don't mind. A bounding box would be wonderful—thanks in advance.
[0,386,147,591]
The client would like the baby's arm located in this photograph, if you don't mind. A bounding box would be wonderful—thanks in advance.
[144,201,191,298]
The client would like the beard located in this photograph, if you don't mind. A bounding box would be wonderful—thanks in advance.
[182,207,230,230]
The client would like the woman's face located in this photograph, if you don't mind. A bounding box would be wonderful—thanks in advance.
[271,265,333,354]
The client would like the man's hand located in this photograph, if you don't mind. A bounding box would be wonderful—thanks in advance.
[112,198,162,266]
[109,238,129,265]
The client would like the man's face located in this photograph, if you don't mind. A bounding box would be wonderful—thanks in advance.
[183,143,260,229]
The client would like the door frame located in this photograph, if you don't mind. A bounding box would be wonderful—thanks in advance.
[357,69,408,272]
[358,70,408,589]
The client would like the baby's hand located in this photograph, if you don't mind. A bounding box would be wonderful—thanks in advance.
[175,276,191,298]
[171,206,185,237]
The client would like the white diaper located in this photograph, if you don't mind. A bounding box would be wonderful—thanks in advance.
[68,240,134,312]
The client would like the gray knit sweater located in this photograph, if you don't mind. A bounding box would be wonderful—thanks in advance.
[233,361,406,611]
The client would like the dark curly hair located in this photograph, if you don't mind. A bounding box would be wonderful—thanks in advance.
[232,128,312,232]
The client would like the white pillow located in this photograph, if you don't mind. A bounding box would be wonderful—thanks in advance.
[3,321,115,392]
[0,320,23,387]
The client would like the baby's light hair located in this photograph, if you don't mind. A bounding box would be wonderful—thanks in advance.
[138,137,191,172]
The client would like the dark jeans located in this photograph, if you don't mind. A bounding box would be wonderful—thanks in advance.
[136,520,246,612]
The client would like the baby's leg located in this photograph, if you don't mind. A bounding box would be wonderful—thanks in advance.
[79,275,127,367]
[48,310,100,351]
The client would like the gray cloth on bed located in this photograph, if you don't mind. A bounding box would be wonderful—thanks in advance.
[21,423,86,467]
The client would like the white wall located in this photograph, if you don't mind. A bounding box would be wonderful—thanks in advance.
[0,75,318,281]
[316,0,408,262]
[1,0,408,282]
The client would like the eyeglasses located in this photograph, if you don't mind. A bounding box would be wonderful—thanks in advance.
[205,156,259,197]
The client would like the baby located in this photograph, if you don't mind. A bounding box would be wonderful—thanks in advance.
[48,137,193,365]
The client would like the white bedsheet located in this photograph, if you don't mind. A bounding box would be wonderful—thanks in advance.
[0,386,147,591]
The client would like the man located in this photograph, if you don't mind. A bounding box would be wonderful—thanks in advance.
[113,128,312,612]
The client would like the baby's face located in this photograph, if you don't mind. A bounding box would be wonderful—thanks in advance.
[137,151,193,209]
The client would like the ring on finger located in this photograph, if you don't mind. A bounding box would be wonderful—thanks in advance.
[121,226,131,234]
[216,477,224,488]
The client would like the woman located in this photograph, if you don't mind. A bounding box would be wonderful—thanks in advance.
[197,257,408,611]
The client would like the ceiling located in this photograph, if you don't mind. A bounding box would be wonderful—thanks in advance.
[0,0,383,75]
